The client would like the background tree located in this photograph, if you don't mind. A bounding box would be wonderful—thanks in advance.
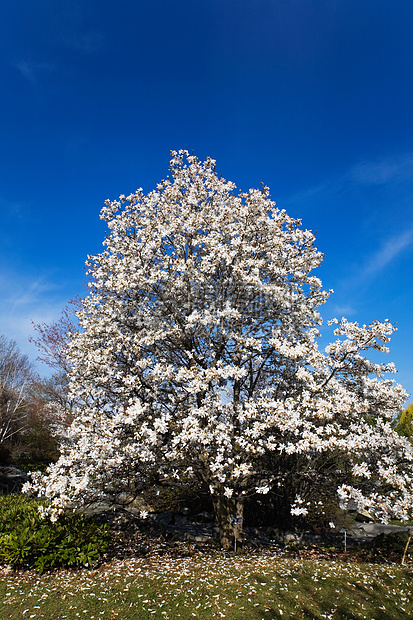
[0,334,35,450]
[0,334,64,470]
[29,298,80,422]
[25,151,413,548]
[394,403,413,439]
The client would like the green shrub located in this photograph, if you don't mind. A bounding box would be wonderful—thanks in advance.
[371,532,411,555]
[0,494,110,573]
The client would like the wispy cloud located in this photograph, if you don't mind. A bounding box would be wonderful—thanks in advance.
[360,227,413,279]
[0,270,69,373]
[324,303,357,318]
[334,227,413,298]
[0,195,27,219]
[6,278,58,313]
[283,152,413,302]
[350,153,413,186]
[284,151,413,209]
[12,59,56,85]
[282,177,342,208]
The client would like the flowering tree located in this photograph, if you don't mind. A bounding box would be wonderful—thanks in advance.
[30,298,81,423]
[25,151,413,548]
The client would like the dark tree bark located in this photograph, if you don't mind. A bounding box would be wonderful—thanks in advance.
[212,494,244,550]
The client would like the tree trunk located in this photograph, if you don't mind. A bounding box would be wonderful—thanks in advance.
[212,494,244,550]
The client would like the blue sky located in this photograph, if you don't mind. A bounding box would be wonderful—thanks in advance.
[1,0,413,402]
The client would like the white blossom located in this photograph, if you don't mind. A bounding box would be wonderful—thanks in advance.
[256,484,270,495]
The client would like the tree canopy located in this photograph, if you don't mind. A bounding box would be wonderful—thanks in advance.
[394,403,413,438]
[25,151,413,548]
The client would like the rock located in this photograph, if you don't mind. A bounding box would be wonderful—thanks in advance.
[0,465,28,493]
[192,511,214,523]
[81,501,114,516]
[355,509,375,522]
[116,493,155,515]
[154,511,178,526]
[283,532,303,545]
[348,522,413,539]
[79,493,155,520]
[94,509,143,534]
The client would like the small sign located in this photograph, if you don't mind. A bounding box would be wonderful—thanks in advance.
[230,516,243,525]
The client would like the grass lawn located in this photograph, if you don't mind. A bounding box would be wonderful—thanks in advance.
[1,547,412,620]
